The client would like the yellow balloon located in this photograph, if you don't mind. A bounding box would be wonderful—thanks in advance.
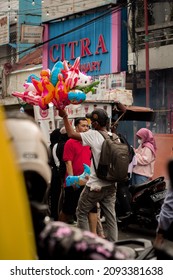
[0,106,37,259]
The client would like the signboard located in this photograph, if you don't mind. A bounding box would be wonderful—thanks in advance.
[0,15,9,46]
[45,11,121,75]
[33,105,55,145]
[21,25,43,44]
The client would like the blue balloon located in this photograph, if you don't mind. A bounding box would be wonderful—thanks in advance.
[50,61,64,86]
[68,90,86,104]
[66,164,90,188]
[27,74,40,83]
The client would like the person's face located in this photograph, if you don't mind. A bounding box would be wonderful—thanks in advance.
[91,119,99,130]
[76,120,89,132]
[137,137,142,145]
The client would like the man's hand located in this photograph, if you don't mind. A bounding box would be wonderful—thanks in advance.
[58,109,67,118]
[153,233,164,247]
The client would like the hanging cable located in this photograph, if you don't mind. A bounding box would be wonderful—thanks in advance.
[0,1,133,60]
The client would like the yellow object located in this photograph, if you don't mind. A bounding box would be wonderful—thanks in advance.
[0,106,36,259]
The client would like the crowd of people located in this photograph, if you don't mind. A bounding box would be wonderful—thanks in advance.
[49,107,160,241]
[2,105,173,259]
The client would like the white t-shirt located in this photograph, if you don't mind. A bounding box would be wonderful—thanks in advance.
[80,129,113,188]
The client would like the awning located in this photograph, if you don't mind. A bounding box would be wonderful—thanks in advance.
[112,105,156,122]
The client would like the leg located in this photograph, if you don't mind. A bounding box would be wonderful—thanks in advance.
[96,203,105,238]
[49,168,62,220]
[77,186,99,231]
[58,186,74,223]
[100,185,118,242]
[88,212,98,234]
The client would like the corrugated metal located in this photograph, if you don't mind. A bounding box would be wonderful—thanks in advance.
[42,1,117,22]
[12,47,42,71]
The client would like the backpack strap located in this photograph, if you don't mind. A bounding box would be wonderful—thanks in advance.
[98,130,119,141]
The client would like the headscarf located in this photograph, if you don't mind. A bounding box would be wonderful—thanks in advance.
[136,128,157,156]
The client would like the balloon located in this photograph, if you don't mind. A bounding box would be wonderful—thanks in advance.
[23,82,37,93]
[12,57,99,111]
[65,164,91,188]
[32,69,50,95]
[68,90,86,104]
[76,71,92,87]
[53,73,70,109]
[62,57,80,89]
[50,61,64,86]
[27,74,40,83]
[12,91,48,109]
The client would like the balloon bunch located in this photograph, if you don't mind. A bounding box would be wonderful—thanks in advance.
[65,164,91,189]
[12,57,99,110]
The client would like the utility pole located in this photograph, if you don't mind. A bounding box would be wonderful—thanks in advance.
[131,0,136,96]
[144,0,150,108]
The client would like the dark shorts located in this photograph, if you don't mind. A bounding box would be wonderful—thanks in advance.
[62,186,97,215]
[62,186,84,215]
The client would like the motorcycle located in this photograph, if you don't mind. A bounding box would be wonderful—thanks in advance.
[116,176,167,230]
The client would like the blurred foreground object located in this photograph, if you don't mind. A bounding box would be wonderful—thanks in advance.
[0,106,36,259]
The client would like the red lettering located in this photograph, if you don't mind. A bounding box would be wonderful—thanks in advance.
[95,61,101,71]
[49,34,108,63]
[80,38,92,57]
[68,41,78,60]
[60,43,66,61]
[80,60,102,72]
[49,44,59,63]
[91,61,98,71]
[95,34,108,55]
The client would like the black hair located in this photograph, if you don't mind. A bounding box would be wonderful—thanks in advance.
[74,117,88,127]
[89,108,108,127]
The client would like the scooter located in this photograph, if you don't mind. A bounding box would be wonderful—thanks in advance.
[116,176,167,230]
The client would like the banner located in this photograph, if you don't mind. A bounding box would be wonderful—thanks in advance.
[0,15,9,46]
[33,105,55,145]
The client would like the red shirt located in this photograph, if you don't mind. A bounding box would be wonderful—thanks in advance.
[63,139,91,185]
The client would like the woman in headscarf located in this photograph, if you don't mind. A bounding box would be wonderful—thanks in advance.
[131,128,157,185]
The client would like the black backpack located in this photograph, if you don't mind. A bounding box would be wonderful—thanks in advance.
[117,133,135,163]
[93,131,130,182]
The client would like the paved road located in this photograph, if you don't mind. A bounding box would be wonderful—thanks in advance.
[118,223,155,241]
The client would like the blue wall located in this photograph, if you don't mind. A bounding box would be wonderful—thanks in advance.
[48,12,112,75]
[18,0,42,58]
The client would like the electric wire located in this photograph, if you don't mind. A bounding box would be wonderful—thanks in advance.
[0,1,134,60]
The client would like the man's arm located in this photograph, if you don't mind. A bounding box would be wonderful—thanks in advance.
[65,161,73,176]
[154,188,173,246]
[59,109,82,141]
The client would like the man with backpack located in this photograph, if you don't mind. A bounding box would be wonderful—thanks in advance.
[59,107,125,242]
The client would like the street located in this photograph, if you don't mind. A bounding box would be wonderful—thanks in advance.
[117,224,155,259]
[102,221,155,258]
[118,223,155,241]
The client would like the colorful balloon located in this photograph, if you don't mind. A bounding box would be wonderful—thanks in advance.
[50,61,64,86]
[68,90,86,104]
[65,164,91,188]
[12,57,99,111]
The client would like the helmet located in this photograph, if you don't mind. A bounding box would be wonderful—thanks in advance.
[5,113,51,202]
[86,108,108,127]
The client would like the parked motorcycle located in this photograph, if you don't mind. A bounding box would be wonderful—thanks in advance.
[116,176,167,230]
